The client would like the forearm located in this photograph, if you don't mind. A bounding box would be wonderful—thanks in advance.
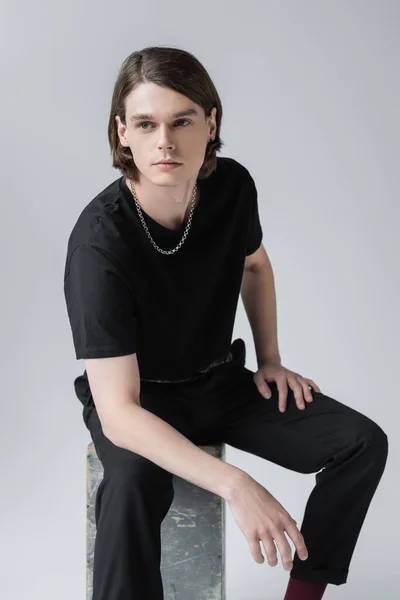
[104,403,245,501]
[241,262,281,367]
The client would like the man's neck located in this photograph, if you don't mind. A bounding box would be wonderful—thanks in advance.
[126,175,200,231]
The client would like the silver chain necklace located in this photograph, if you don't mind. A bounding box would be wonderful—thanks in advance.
[128,178,197,255]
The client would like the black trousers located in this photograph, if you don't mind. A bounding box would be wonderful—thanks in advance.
[84,338,388,598]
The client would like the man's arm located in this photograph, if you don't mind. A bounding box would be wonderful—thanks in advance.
[85,353,245,501]
[241,244,281,367]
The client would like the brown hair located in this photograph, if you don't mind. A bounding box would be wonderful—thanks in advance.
[107,46,224,182]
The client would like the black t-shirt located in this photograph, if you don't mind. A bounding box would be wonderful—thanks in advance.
[63,156,263,393]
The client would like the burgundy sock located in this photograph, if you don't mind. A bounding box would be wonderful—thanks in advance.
[283,577,327,600]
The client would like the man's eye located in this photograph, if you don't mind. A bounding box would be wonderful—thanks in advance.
[138,119,190,130]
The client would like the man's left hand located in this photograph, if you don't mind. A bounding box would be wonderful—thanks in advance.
[253,362,321,413]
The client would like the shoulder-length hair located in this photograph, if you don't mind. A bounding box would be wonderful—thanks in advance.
[107,46,224,182]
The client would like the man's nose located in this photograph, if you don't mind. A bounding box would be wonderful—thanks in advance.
[157,125,175,150]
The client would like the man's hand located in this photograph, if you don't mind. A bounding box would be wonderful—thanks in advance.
[253,361,321,413]
[226,472,308,570]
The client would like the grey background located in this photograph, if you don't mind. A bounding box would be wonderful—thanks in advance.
[1,1,399,598]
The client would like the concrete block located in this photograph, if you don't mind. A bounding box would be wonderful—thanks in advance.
[86,442,226,599]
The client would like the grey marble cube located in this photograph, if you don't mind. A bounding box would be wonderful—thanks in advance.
[86,442,226,600]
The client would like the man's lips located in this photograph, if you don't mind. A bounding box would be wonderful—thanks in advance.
[154,160,182,165]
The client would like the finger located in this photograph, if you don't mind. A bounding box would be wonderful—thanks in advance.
[295,376,313,404]
[260,384,272,399]
[248,537,265,564]
[273,530,294,571]
[260,535,278,567]
[253,372,272,399]
[306,378,321,393]
[285,520,308,561]
[289,377,306,410]
[277,379,288,413]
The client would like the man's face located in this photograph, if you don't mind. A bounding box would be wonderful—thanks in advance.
[116,82,217,185]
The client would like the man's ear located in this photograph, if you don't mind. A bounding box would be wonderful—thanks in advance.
[209,106,217,138]
[115,115,128,146]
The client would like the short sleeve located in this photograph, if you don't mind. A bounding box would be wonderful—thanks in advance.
[63,244,137,359]
[245,173,263,256]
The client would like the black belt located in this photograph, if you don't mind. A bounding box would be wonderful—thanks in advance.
[140,350,233,384]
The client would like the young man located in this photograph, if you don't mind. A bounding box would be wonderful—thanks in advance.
[63,46,388,600]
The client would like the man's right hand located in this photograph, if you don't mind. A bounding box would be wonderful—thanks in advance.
[226,472,309,571]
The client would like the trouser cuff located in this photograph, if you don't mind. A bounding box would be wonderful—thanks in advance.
[290,563,349,586]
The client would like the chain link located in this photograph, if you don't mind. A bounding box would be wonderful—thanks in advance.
[128,178,197,255]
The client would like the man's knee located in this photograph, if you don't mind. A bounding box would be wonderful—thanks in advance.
[108,452,172,490]
[354,414,389,468]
